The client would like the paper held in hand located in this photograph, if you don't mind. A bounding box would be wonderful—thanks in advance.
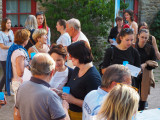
[22,68,32,82]
[125,64,141,77]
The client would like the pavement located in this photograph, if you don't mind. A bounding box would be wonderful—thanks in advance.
[0,62,160,119]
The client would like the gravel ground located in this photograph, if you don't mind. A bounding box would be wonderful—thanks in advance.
[0,62,160,119]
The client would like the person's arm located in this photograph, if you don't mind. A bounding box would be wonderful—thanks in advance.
[108,27,116,43]
[47,28,51,46]
[0,43,10,49]
[133,48,141,68]
[62,93,83,107]
[132,22,138,44]
[62,100,70,120]
[101,48,112,74]
[152,36,160,60]
[14,107,21,120]
[16,56,25,78]
[28,47,34,58]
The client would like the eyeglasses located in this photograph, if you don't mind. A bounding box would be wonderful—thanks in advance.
[123,28,134,33]
[117,83,139,92]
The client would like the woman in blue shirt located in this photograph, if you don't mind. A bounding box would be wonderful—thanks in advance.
[0,18,14,92]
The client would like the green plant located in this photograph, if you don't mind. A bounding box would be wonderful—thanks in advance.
[150,11,160,49]
[36,0,128,63]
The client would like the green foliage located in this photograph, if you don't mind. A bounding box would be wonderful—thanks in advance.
[120,0,129,10]
[150,11,160,49]
[36,0,128,63]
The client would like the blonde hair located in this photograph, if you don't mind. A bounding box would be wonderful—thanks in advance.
[32,29,47,42]
[24,15,38,30]
[97,84,139,120]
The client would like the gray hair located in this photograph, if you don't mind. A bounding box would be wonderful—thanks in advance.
[31,53,55,76]
[101,64,131,88]
[67,18,81,31]
[24,15,38,30]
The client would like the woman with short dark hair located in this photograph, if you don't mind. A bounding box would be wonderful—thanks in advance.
[0,17,14,92]
[48,44,73,90]
[62,40,101,120]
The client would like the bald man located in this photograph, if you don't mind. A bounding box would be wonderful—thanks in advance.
[14,53,70,120]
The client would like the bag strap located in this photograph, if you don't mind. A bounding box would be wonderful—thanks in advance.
[110,46,114,65]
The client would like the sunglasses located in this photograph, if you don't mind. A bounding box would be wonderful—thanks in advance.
[117,83,138,92]
[8,35,12,42]
[36,12,44,16]
[123,28,134,33]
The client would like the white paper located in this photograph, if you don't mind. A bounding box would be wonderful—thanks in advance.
[111,40,118,46]
[125,64,141,77]
[22,68,32,82]
[135,108,160,120]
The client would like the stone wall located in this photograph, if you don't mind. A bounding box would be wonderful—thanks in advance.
[36,1,46,12]
[138,0,160,26]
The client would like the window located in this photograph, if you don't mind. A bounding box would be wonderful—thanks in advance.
[124,0,138,22]
[3,0,36,31]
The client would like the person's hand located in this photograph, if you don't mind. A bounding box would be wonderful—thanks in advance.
[0,97,6,108]
[62,100,69,110]
[109,39,113,44]
[62,93,75,104]
[50,88,62,97]
[146,60,158,68]
[141,63,147,70]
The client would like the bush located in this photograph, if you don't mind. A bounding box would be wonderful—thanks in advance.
[150,10,160,49]
[37,0,128,63]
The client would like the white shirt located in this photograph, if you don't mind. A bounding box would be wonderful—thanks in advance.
[77,31,90,45]
[82,87,108,120]
[11,49,29,82]
[56,33,71,46]
[50,67,69,90]
[0,30,14,61]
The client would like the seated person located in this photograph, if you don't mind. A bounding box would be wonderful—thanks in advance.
[82,64,131,120]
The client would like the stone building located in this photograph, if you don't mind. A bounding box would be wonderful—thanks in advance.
[138,0,160,26]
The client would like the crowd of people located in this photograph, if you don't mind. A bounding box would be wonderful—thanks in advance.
[0,9,159,120]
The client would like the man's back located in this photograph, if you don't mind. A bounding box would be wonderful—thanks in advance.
[82,87,108,120]
[15,78,66,120]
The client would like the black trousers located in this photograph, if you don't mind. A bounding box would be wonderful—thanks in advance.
[0,61,6,92]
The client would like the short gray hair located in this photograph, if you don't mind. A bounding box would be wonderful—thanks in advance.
[24,15,38,30]
[31,53,55,76]
[67,18,81,31]
[101,64,131,88]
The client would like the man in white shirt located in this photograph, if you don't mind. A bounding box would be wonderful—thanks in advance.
[82,64,132,120]
[66,18,90,45]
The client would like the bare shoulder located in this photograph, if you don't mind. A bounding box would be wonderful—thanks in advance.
[132,21,138,27]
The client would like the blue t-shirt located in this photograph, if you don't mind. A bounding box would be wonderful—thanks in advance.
[0,30,14,61]
[82,87,108,120]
